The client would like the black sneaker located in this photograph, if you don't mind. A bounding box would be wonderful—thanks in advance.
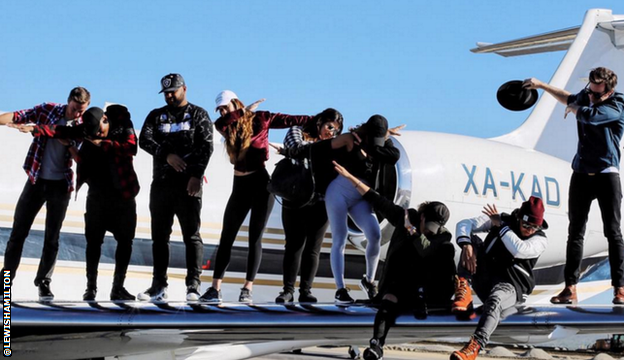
[299,289,318,303]
[137,285,168,302]
[38,282,54,301]
[363,339,384,360]
[335,288,354,304]
[413,287,427,320]
[239,288,252,303]
[276,291,294,303]
[359,275,378,300]
[186,285,201,301]
[200,287,222,303]
[83,287,97,301]
[110,286,136,301]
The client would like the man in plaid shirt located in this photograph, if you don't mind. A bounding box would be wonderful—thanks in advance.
[0,87,90,301]
[13,105,140,302]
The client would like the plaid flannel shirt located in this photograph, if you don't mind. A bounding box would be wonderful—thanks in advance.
[13,103,78,191]
[31,117,140,200]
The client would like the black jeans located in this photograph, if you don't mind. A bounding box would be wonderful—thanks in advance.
[213,168,274,281]
[85,193,136,288]
[3,179,70,285]
[566,172,624,287]
[149,180,203,287]
[281,200,328,293]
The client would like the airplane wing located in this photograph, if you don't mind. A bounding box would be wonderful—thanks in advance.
[10,301,624,360]
[471,26,580,57]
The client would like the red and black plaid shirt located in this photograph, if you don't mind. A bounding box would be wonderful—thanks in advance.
[13,103,78,191]
[32,117,140,200]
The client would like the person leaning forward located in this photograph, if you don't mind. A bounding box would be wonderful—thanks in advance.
[11,105,140,301]
[139,73,214,302]
[333,161,455,360]
[524,67,624,305]
[449,197,548,360]
[0,87,90,301]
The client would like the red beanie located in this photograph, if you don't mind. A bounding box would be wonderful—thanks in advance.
[519,196,545,227]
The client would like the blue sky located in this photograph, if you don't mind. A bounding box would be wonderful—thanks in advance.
[2,1,624,142]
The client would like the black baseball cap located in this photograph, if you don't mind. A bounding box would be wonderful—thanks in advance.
[363,114,389,146]
[159,73,185,93]
[422,201,450,234]
[82,107,104,138]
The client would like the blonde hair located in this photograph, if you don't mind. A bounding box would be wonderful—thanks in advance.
[225,98,255,164]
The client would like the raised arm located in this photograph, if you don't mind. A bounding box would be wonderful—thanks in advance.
[0,112,14,126]
[575,98,624,125]
[279,126,311,159]
[100,119,138,156]
[498,227,548,259]
[523,78,571,105]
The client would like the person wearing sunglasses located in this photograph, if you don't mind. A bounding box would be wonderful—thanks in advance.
[272,108,344,304]
[523,67,624,305]
[449,196,548,360]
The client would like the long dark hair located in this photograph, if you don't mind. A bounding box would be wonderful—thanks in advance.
[302,108,344,141]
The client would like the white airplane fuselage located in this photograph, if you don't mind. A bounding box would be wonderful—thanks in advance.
[0,123,606,300]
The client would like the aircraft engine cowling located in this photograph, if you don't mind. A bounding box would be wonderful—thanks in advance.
[346,137,412,262]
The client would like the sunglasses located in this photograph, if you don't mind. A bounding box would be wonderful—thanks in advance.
[322,123,337,133]
[585,83,607,98]
[520,221,541,231]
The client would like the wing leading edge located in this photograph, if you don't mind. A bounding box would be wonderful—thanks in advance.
[10,301,624,360]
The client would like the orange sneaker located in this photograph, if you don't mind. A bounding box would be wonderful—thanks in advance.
[452,276,473,313]
[450,337,481,360]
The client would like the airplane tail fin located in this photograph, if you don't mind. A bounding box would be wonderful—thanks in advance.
[480,9,624,162]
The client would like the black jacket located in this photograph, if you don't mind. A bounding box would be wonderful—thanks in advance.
[139,103,213,183]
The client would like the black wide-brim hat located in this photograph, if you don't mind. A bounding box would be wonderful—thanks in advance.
[497,80,538,111]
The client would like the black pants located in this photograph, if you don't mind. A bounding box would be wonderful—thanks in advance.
[3,179,70,285]
[213,168,274,281]
[566,172,624,287]
[84,193,136,288]
[281,200,328,293]
[149,180,203,287]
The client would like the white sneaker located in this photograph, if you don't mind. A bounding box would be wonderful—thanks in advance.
[137,285,168,302]
[186,285,200,301]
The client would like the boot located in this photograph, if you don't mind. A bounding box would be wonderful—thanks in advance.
[83,287,97,301]
[450,336,482,360]
[550,285,577,304]
[111,270,135,301]
[613,286,624,305]
[84,269,98,301]
[452,276,473,313]
[111,286,136,301]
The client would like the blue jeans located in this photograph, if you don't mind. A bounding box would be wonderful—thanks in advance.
[325,176,381,289]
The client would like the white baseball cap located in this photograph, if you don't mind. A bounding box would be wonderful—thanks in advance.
[215,90,238,111]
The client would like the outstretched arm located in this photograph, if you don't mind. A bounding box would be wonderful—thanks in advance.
[523,78,571,105]
[0,113,14,126]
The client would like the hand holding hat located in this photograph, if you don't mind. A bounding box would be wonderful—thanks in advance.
[497,80,538,111]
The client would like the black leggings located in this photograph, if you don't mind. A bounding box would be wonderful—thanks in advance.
[281,200,328,292]
[213,168,274,281]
